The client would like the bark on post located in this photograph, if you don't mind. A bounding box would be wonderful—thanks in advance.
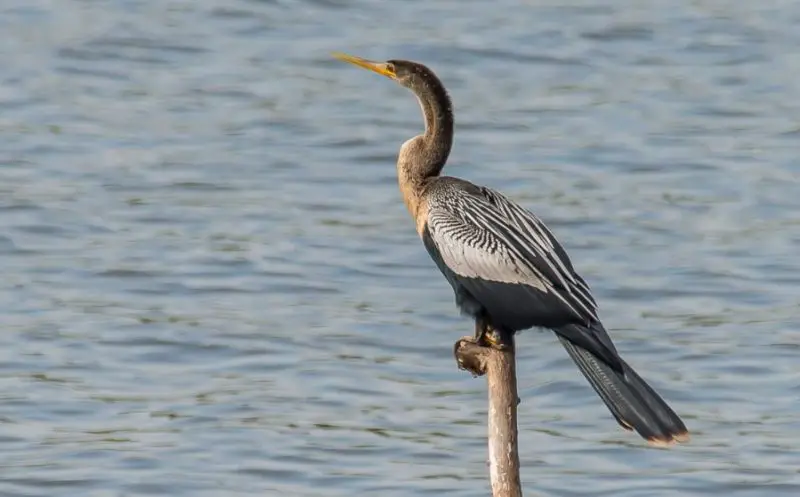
[454,331,522,497]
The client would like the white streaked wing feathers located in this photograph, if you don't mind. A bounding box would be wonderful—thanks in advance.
[427,208,549,291]
[426,188,598,321]
[481,187,597,310]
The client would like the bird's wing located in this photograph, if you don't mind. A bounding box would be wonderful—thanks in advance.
[477,186,598,313]
[423,185,619,364]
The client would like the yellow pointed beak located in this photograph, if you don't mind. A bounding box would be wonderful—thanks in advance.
[332,52,396,79]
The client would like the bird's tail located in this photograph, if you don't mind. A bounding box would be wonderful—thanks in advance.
[557,335,689,446]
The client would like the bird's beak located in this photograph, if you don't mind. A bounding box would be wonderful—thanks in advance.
[332,52,396,79]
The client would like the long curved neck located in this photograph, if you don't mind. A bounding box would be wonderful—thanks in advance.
[416,82,454,175]
[398,76,454,218]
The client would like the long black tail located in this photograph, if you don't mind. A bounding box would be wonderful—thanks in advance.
[556,332,689,445]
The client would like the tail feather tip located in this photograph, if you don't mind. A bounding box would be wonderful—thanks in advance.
[646,430,690,448]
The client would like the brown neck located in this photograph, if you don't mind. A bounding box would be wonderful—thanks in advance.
[397,83,454,219]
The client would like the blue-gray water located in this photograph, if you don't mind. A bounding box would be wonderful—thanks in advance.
[1,1,799,496]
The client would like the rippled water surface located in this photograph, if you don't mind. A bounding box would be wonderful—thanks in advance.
[2,1,799,496]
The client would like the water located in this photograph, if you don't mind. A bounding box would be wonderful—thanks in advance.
[1,0,799,495]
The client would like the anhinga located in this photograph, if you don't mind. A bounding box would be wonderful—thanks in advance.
[332,52,689,445]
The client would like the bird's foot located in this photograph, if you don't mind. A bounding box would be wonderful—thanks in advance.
[477,327,511,351]
[473,315,513,351]
[457,319,515,376]
[475,323,514,352]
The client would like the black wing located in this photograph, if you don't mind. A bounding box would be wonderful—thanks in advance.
[422,183,620,367]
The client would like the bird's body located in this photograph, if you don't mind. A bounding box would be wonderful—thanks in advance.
[333,52,689,445]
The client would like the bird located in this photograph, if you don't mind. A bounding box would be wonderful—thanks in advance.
[332,52,689,446]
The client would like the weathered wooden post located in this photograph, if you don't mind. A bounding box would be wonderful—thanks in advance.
[455,329,522,497]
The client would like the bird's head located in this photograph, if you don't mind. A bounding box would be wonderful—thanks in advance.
[332,51,454,174]
[332,52,438,94]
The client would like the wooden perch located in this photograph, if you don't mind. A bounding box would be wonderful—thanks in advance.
[454,331,522,497]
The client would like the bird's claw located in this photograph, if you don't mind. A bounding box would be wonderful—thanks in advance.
[477,328,509,351]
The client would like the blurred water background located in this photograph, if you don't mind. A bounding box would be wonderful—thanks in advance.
[1,0,799,496]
